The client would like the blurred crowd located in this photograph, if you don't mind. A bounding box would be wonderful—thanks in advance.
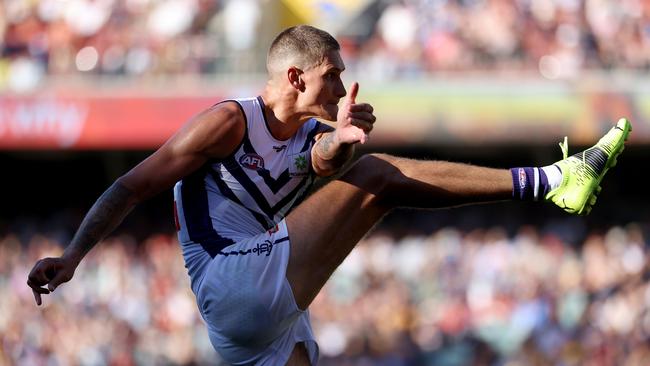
[348,0,650,80]
[313,224,650,365]
[352,0,650,79]
[2,223,649,365]
[2,0,650,91]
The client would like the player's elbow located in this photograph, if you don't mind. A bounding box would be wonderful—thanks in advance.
[114,175,148,205]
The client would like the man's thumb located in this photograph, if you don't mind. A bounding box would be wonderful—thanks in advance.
[347,82,359,105]
[48,271,68,292]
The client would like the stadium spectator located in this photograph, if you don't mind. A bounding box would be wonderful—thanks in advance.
[2,0,649,91]
[3,224,649,365]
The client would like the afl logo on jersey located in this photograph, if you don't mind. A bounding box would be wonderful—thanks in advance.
[239,153,265,170]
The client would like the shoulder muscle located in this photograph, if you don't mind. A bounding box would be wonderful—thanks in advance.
[118,101,246,201]
[174,101,245,159]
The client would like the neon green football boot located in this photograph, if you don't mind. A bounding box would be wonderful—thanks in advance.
[546,118,632,215]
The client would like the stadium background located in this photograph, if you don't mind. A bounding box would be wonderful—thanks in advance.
[1,0,649,365]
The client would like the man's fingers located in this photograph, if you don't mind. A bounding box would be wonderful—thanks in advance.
[350,120,374,133]
[348,111,376,124]
[347,82,359,105]
[349,103,373,114]
[27,277,49,306]
[33,290,42,306]
[48,271,69,292]
[27,258,61,304]
[27,279,50,294]
[359,133,369,144]
[27,263,50,288]
[33,287,50,294]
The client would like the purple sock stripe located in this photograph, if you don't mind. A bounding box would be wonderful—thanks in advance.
[511,167,551,201]
[539,168,550,198]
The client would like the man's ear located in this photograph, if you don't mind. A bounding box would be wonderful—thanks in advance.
[288,67,304,92]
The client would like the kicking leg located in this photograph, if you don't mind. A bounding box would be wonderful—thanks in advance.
[285,153,512,310]
[286,118,632,310]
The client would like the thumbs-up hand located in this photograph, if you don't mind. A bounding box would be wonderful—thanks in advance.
[335,82,376,145]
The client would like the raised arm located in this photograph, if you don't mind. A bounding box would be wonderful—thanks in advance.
[311,82,376,176]
[27,102,245,305]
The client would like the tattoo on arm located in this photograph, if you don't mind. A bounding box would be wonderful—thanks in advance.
[314,132,354,173]
[319,133,334,158]
[64,181,136,264]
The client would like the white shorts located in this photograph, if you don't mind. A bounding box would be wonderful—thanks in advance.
[195,219,319,365]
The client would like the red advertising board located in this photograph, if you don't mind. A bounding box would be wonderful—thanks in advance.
[0,96,220,149]
[1,83,647,149]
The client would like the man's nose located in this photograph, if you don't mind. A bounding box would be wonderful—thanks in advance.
[336,81,347,99]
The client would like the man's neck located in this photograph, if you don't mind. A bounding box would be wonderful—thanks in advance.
[260,84,312,141]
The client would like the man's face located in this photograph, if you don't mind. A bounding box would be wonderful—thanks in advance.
[297,50,347,121]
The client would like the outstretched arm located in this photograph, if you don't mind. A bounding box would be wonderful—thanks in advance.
[311,82,376,176]
[26,180,138,305]
[27,102,245,305]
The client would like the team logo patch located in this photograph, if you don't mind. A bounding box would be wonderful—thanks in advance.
[518,168,527,189]
[239,153,265,170]
[288,151,310,177]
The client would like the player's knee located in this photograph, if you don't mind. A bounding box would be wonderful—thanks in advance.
[341,153,404,201]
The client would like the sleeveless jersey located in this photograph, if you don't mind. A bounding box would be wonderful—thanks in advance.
[173,97,322,289]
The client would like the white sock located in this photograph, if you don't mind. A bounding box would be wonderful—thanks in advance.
[541,165,563,191]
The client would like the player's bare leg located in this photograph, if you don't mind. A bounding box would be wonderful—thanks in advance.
[285,153,512,310]
[286,342,311,366]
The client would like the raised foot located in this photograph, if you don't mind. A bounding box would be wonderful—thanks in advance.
[546,118,631,215]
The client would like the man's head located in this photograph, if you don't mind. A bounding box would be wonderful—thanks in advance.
[267,25,347,121]
[267,25,340,76]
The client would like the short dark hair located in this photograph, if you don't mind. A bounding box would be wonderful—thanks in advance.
[267,25,340,74]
